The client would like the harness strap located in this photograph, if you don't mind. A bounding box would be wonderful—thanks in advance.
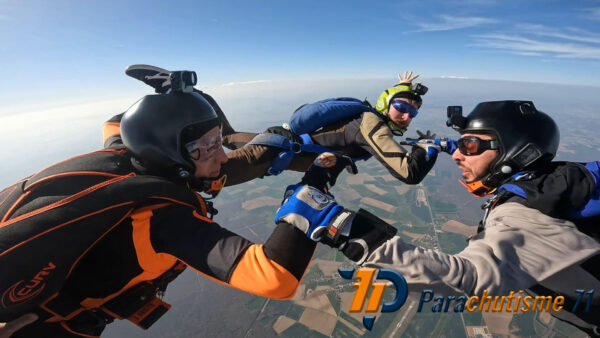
[42,261,187,334]
[248,132,371,176]
[298,134,330,154]
[299,134,371,162]
[248,133,298,175]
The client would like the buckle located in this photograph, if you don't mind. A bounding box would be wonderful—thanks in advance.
[127,297,171,330]
[292,142,302,154]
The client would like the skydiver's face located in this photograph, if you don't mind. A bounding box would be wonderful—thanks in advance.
[451,133,499,183]
[184,126,229,179]
[388,98,420,129]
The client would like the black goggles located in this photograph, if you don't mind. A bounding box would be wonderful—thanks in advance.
[457,136,499,156]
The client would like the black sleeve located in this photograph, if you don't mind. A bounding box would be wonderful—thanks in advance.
[149,204,315,284]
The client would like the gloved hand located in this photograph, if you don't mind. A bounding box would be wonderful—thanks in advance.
[301,152,358,192]
[401,138,440,161]
[338,208,398,263]
[275,185,397,263]
[414,129,437,140]
[402,137,458,160]
[440,137,458,155]
[274,184,355,241]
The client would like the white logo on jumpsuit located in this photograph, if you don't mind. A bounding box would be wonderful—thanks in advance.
[308,189,329,205]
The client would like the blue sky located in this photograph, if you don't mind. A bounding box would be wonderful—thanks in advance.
[1,0,599,112]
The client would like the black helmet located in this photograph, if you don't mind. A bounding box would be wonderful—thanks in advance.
[448,100,559,196]
[121,91,219,178]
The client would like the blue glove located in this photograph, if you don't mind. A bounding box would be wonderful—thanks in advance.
[274,184,354,241]
[402,139,440,161]
[440,137,458,155]
[275,185,398,263]
[402,137,458,160]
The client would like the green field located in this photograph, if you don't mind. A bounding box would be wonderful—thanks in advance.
[438,232,469,254]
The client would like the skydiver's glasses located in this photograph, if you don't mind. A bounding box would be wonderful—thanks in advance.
[391,100,419,119]
[457,136,499,156]
[185,134,223,161]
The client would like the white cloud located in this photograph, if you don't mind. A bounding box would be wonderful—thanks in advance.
[514,51,545,56]
[219,80,270,87]
[415,15,497,32]
[515,23,600,45]
[440,75,469,79]
[473,33,600,60]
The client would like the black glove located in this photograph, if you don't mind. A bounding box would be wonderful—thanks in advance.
[321,208,397,264]
[405,129,437,143]
[301,152,358,192]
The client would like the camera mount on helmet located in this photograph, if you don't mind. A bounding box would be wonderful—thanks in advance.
[170,71,197,93]
[412,83,428,96]
[446,106,466,130]
[124,64,198,94]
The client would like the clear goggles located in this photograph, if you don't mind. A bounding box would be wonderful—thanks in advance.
[184,133,223,161]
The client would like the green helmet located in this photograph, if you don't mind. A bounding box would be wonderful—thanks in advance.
[374,84,423,135]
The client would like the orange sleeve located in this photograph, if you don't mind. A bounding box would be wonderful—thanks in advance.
[102,122,121,144]
[102,113,124,148]
[228,244,309,299]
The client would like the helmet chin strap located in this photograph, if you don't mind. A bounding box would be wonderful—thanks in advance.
[459,179,496,197]
[388,121,406,136]
[190,174,227,199]
[460,163,514,197]
[458,154,512,197]
[380,110,407,136]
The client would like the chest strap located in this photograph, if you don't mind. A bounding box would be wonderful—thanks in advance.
[248,132,371,176]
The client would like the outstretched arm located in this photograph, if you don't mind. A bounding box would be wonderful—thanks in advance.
[365,202,600,296]
[147,204,316,299]
[357,113,436,184]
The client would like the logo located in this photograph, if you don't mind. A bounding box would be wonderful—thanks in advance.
[339,267,408,330]
[314,152,337,168]
[1,261,56,308]
[308,188,329,205]
[416,289,595,314]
